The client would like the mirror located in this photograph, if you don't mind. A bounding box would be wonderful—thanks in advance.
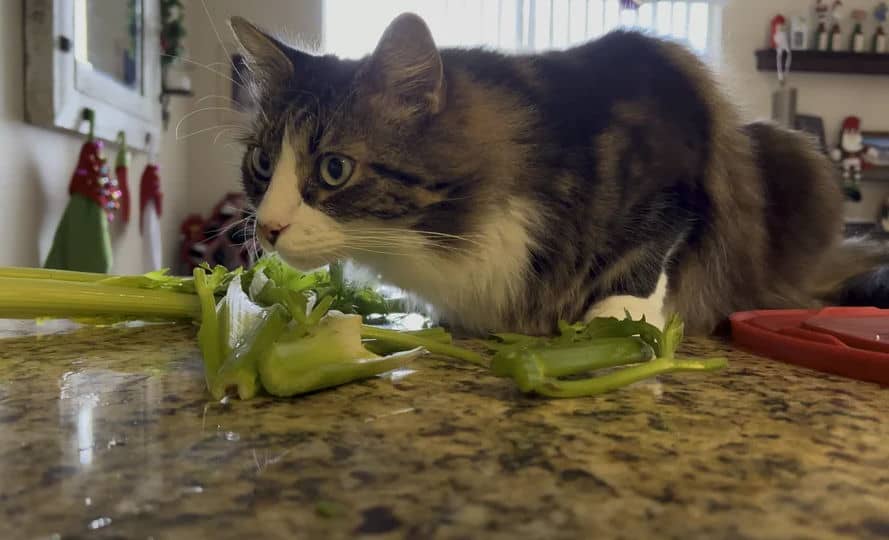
[24,0,161,151]
[75,0,144,92]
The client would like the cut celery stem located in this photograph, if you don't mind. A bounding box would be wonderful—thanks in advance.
[534,356,728,398]
[360,325,487,367]
[0,277,201,321]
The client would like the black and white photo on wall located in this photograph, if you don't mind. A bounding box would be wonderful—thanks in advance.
[794,114,828,155]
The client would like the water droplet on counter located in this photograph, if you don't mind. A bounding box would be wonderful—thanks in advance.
[224,431,240,442]
[87,517,112,530]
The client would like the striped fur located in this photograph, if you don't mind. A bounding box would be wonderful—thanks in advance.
[231,14,852,336]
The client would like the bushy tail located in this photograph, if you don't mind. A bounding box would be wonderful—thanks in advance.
[816,238,889,308]
[745,121,889,310]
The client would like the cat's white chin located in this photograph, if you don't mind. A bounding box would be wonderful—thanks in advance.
[274,251,337,271]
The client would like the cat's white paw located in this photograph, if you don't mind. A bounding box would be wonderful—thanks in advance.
[584,272,668,328]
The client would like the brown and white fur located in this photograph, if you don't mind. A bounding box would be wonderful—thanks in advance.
[230,13,884,336]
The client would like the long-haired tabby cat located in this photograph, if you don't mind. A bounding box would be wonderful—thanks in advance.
[230,13,884,336]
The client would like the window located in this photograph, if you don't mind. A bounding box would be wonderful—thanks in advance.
[324,0,721,59]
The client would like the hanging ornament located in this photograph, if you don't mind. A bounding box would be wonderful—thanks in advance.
[815,0,831,50]
[139,136,164,272]
[114,131,131,224]
[44,109,120,273]
[829,0,845,51]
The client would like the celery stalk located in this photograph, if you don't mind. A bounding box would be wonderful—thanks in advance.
[258,312,424,397]
[534,356,728,398]
[0,276,200,321]
[211,304,290,399]
[0,267,109,282]
[360,325,488,367]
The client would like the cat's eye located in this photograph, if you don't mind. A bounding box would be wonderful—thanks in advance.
[319,154,355,188]
[250,147,273,181]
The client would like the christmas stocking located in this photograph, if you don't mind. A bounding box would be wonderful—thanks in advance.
[140,162,164,272]
[44,112,121,273]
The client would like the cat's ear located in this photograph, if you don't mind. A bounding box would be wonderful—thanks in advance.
[366,13,445,117]
[229,16,295,84]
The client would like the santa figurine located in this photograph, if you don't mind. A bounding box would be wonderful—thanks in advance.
[771,15,792,82]
[830,116,879,201]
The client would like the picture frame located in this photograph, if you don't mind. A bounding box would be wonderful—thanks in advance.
[863,131,889,166]
[23,0,161,150]
[794,114,827,155]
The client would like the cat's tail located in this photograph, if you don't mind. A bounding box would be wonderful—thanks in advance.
[815,238,889,308]
[744,121,889,309]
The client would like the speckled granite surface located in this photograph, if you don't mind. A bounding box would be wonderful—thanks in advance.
[1,322,887,540]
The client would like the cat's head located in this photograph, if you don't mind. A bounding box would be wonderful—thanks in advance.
[230,13,488,271]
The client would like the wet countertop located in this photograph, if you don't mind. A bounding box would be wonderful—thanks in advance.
[1,321,888,540]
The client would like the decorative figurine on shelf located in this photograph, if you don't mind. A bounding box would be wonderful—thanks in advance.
[829,1,845,51]
[770,15,796,128]
[831,116,880,202]
[771,15,788,48]
[875,2,888,53]
[815,0,832,50]
[791,16,810,49]
[770,15,792,88]
[851,9,868,51]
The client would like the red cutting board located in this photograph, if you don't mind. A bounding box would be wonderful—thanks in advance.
[730,307,889,386]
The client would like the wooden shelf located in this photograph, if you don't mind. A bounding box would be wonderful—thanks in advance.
[755,49,889,75]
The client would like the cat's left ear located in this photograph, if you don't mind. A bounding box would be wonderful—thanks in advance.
[230,16,300,85]
[365,13,445,118]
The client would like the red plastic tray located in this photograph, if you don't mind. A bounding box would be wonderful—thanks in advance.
[730,307,889,386]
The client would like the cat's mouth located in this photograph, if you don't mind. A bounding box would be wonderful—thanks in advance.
[260,237,339,271]
[273,250,338,271]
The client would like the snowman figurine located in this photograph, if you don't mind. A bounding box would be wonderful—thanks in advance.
[831,116,879,201]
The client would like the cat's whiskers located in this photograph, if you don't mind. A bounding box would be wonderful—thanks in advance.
[340,245,428,258]
[176,124,247,141]
[161,54,244,89]
[351,228,486,249]
[195,94,243,107]
[200,0,234,74]
[343,236,474,255]
[213,126,244,146]
[175,106,248,138]
[201,214,253,243]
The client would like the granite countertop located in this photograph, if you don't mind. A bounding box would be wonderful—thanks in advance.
[1,321,887,540]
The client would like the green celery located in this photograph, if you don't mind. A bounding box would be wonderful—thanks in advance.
[0,276,200,321]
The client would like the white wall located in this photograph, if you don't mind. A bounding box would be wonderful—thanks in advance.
[720,0,889,222]
[180,0,323,216]
[1,0,191,273]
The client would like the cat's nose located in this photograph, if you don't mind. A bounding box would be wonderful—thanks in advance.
[259,222,290,246]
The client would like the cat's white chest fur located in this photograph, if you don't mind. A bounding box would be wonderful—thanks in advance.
[584,272,668,328]
[354,197,540,334]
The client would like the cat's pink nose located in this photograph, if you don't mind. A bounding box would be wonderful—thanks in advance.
[259,222,290,246]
